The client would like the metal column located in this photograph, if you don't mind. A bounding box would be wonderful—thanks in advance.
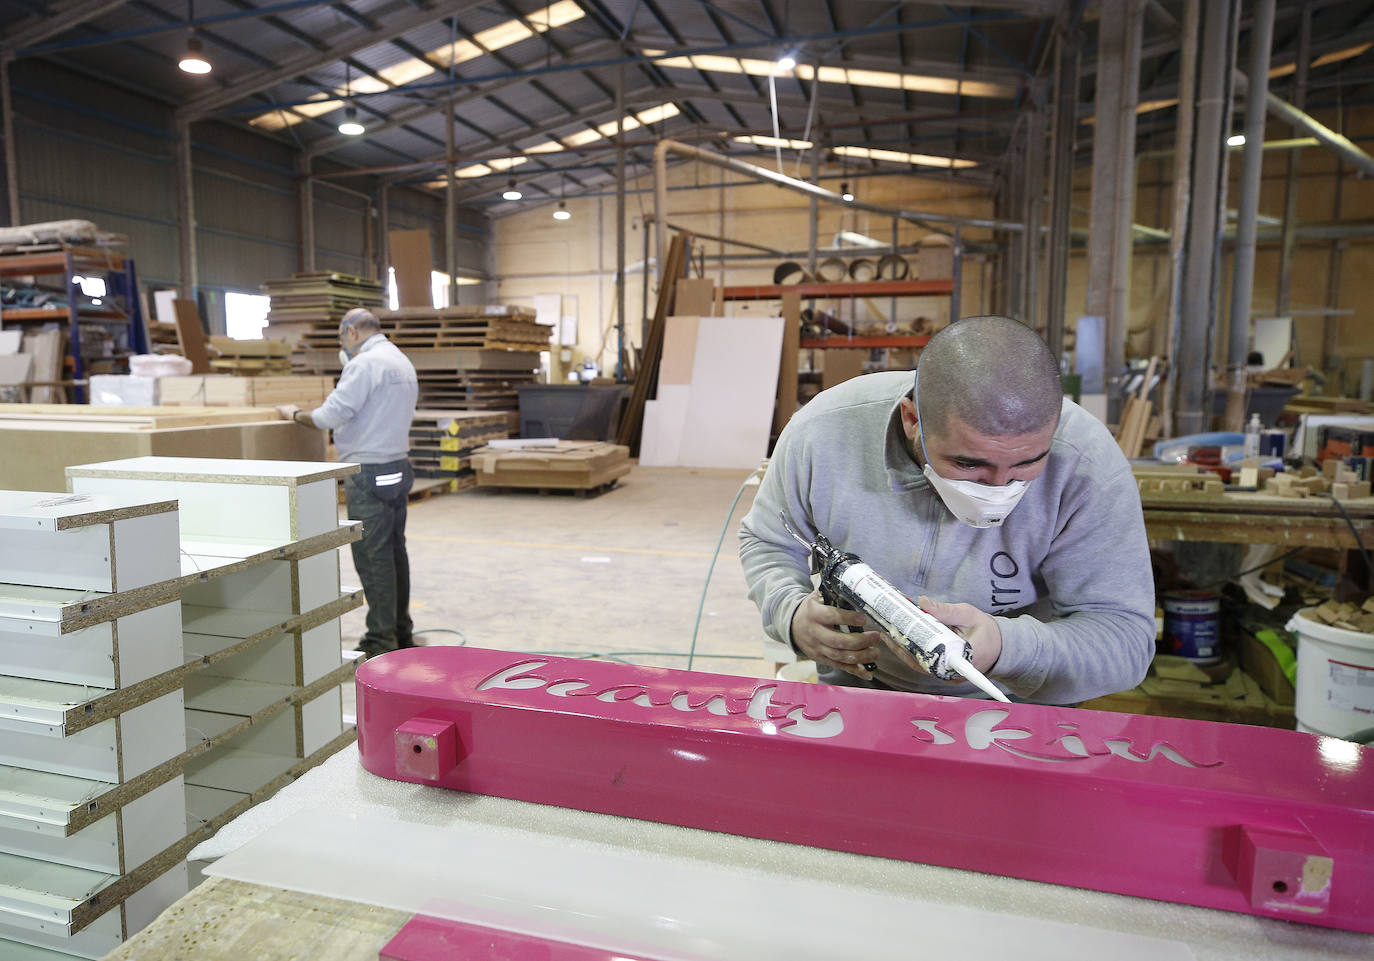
[615,62,627,381]
[377,182,390,283]
[298,153,316,273]
[445,96,457,306]
[1,54,18,226]
[1223,0,1277,430]
[1275,4,1310,318]
[1045,28,1079,361]
[1021,100,1046,331]
[176,119,199,297]
[1173,0,1238,436]
[1083,0,1145,415]
[1161,0,1200,436]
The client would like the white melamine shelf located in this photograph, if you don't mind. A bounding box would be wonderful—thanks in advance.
[0,675,110,734]
[66,457,358,487]
[0,850,114,929]
[180,605,289,642]
[182,750,294,795]
[184,784,245,836]
[0,766,113,833]
[0,492,177,533]
[183,677,294,718]
[0,582,177,636]
[0,936,78,959]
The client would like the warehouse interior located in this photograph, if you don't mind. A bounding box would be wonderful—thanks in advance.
[2,1,1374,958]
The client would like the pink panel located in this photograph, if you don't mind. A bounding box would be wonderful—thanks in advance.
[380,914,666,961]
[356,647,1374,935]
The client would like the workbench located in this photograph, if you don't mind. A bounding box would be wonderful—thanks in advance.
[1140,489,1374,549]
[101,744,1372,961]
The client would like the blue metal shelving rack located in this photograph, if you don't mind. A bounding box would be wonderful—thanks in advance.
[0,247,147,403]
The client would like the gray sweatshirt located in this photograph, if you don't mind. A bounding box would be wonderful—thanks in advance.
[738,370,1155,705]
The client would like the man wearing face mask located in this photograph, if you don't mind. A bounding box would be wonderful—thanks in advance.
[738,314,1154,704]
[277,307,419,659]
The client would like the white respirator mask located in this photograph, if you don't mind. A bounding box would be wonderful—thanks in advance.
[914,377,1031,529]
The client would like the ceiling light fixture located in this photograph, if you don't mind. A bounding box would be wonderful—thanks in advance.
[841,182,854,203]
[1226,134,1246,147]
[177,3,211,74]
[178,35,212,74]
[337,63,365,136]
[776,55,797,72]
[553,200,571,221]
[502,179,523,201]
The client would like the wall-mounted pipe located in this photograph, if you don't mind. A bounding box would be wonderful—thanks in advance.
[651,138,1025,275]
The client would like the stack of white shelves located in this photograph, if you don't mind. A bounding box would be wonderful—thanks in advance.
[64,458,362,873]
[0,458,362,959]
[0,492,189,959]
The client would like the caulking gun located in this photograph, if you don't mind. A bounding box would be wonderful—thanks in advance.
[781,514,1010,702]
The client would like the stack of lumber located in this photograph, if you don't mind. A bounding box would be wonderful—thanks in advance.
[408,410,509,487]
[207,336,293,375]
[0,405,324,491]
[470,440,631,493]
[291,345,539,432]
[159,374,333,409]
[261,271,385,327]
[1114,357,1159,459]
[291,305,547,352]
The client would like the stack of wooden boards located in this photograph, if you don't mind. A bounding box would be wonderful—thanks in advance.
[0,459,362,958]
[408,410,510,489]
[470,440,631,493]
[0,405,325,492]
[158,374,332,410]
[292,305,547,353]
[261,271,385,328]
[1263,458,1372,500]
[207,336,292,376]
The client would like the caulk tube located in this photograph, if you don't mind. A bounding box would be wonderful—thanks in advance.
[832,561,1011,703]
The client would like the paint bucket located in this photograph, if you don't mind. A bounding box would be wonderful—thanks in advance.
[1260,429,1287,458]
[1285,609,1374,739]
[1161,591,1222,664]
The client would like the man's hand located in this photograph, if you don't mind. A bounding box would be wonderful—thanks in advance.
[276,404,301,422]
[789,591,884,681]
[916,596,1002,675]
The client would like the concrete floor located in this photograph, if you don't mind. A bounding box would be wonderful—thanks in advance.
[337,466,778,710]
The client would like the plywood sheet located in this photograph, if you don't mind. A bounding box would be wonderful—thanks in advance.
[389,229,433,309]
[658,316,700,387]
[774,290,802,436]
[676,316,784,470]
[638,386,689,468]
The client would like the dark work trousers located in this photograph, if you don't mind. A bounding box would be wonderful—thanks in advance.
[345,458,414,656]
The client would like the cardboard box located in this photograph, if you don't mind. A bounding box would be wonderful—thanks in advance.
[471,441,630,490]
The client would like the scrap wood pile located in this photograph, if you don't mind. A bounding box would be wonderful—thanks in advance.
[408,410,510,487]
[1305,597,1374,634]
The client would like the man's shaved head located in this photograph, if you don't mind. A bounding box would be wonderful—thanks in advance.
[915,315,1063,439]
[340,307,381,335]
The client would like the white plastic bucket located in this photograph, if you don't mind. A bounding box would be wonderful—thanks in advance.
[1286,609,1374,739]
[775,660,819,684]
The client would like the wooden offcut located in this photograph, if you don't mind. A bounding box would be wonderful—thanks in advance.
[173,299,211,374]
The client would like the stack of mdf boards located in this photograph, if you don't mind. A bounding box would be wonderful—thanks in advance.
[408,410,510,487]
[640,315,785,469]
[261,271,385,328]
[0,457,362,959]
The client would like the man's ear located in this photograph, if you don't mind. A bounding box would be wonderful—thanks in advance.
[897,397,920,444]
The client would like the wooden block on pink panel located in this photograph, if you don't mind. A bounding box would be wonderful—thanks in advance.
[356,648,1374,936]
[382,915,669,961]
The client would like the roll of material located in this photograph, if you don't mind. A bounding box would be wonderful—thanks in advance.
[817,257,848,283]
[773,261,813,285]
[848,258,877,282]
[876,253,911,280]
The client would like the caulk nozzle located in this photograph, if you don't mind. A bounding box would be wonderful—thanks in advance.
[946,654,1011,703]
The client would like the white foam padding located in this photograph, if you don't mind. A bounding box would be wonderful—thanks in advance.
[188,745,1362,960]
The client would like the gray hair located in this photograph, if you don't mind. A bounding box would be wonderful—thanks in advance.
[915,315,1062,438]
[340,307,381,335]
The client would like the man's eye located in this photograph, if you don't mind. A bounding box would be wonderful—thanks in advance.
[953,460,979,470]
